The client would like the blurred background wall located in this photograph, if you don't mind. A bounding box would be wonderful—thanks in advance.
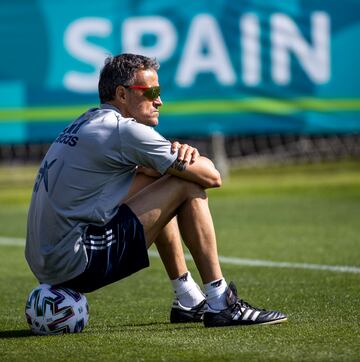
[0,0,359,167]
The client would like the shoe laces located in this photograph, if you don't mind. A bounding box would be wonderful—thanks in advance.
[227,282,265,314]
[233,298,265,314]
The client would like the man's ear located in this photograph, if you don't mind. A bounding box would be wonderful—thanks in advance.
[115,85,127,103]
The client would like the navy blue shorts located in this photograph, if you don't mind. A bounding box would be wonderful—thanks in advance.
[57,204,149,293]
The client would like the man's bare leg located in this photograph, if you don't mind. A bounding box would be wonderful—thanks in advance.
[155,218,189,279]
[177,195,222,284]
[125,175,223,284]
[125,173,187,279]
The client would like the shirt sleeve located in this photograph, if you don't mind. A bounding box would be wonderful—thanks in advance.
[119,120,178,175]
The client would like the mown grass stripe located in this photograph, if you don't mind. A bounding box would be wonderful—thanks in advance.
[2,236,359,274]
[0,105,93,121]
[0,98,360,121]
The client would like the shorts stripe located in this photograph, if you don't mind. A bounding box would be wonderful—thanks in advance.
[83,228,117,250]
[84,240,117,250]
[84,229,117,250]
[88,230,113,240]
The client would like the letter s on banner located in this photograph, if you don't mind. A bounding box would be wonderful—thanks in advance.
[122,16,177,62]
[64,17,112,93]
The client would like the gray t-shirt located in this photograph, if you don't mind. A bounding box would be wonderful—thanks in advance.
[25,104,177,285]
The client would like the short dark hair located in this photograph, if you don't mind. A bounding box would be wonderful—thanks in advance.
[98,53,160,103]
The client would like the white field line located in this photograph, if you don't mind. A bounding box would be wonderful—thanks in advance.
[149,251,360,274]
[1,236,360,274]
[0,237,25,246]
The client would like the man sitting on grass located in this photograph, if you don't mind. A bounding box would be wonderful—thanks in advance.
[26,53,287,327]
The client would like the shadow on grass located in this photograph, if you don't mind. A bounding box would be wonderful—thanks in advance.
[92,321,202,333]
[118,321,203,332]
[0,323,200,338]
[0,329,33,339]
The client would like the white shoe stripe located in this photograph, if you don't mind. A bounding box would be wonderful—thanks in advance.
[233,310,242,320]
[243,309,253,320]
[251,310,261,321]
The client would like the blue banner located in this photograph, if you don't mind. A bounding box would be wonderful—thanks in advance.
[0,0,360,143]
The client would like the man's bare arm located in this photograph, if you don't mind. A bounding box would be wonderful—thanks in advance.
[167,156,222,189]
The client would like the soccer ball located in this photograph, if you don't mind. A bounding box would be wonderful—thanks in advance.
[25,284,89,335]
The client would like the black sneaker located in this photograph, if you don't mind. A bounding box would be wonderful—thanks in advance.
[170,299,207,323]
[203,282,288,327]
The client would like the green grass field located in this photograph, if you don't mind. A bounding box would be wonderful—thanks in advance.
[0,161,359,361]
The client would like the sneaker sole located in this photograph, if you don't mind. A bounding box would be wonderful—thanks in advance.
[255,316,288,326]
[204,316,288,327]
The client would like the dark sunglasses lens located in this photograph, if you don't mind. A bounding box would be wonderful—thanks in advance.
[144,86,160,100]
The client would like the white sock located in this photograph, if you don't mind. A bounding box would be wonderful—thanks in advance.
[204,278,228,310]
[171,271,205,308]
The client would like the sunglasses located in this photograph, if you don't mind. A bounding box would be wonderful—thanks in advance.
[123,85,161,100]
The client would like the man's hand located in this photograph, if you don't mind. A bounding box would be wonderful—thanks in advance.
[171,141,200,165]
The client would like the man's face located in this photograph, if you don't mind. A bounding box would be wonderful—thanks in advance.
[121,69,162,127]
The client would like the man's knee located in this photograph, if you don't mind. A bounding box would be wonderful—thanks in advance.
[169,175,207,200]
